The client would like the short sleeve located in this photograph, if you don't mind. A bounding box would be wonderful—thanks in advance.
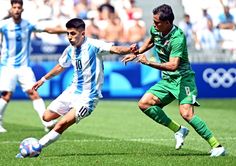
[150,26,156,40]
[169,36,185,58]
[0,20,6,32]
[58,47,72,68]
[89,38,113,55]
[30,20,45,32]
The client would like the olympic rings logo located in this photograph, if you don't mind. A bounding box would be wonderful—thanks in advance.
[203,68,236,88]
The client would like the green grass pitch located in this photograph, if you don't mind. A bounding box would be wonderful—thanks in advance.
[0,99,236,165]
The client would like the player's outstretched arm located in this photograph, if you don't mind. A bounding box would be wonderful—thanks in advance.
[137,55,180,71]
[32,80,44,91]
[121,37,155,64]
[121,43,140,64]
[121,54,137,64]
[110,45,138,65]
[32,64,65,91]
[138,37,154,54]
[44,26,66,34]
[110,45,132,55]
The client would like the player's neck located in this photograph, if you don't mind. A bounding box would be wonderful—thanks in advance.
[13,17,22,24]
[162,25,173,36]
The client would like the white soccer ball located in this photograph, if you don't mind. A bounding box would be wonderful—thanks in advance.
[19,137,42,158]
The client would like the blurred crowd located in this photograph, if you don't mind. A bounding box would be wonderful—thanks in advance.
[0,0,146,47]
[180,0,236,60]
[1,0,236,62]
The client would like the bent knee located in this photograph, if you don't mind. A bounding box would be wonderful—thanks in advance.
[1,91,12,102]
[180,113,192,121]
[42,111,53,122]
[138,93,161,111]
[42,110,60,122]
[42,114,51,122]
[138,101,150,111]
[179,108,194,121]
[26,88,41,99]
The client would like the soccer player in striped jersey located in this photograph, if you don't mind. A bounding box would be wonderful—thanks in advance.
[15,17,134,158]
[0,0,65,132]
[122,4,225,157]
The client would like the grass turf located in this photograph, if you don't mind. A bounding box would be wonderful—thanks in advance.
[0,99,235,165]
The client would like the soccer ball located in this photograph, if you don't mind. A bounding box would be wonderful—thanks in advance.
[19,137,42,158]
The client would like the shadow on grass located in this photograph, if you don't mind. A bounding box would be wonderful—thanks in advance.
[46,132,209,158]
[0,122,45,142]
[54,151,209,157]
[1,123,209,159]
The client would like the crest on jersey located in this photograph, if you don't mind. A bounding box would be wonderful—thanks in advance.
[164,40,170,46]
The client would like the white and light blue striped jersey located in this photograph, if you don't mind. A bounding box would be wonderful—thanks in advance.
[59,37,113,98]
[0,18,45,67]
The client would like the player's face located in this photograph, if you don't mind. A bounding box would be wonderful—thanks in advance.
[153,13,171,34]
[67,28,85,47]
[11,3,23,21]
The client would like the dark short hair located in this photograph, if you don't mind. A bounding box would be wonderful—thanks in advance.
[11,0,23,6]
[152,4,174,24]
[66,18,85,30]
[98,3,115,13]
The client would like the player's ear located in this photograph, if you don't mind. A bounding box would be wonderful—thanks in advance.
[82,30,85,36]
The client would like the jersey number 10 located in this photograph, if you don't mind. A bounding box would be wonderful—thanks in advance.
[76,59,82,70]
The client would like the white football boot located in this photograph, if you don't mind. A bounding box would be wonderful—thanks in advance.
[210,146,226,157]
[15,153,24,158]
[0,125,7,133]
[174,126,189,150]
[0,120,7,133]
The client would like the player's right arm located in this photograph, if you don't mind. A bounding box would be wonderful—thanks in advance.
[121,37,154,64]
[44,26,66,34]
[137,37,154,54]
[32,64,65,91]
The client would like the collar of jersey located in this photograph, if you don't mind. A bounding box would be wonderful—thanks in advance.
[161,25,176,39]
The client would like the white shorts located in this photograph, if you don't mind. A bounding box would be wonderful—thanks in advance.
[0,66,36,92]
[47,87,99,123]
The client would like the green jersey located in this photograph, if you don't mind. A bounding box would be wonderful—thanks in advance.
[150,25,194,79]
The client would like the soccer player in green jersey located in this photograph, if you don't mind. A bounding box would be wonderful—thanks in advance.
[122,4,225,157]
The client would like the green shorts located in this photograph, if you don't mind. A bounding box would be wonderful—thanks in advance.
[147,73,200,108]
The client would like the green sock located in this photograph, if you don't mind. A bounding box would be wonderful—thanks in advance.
[189,115,220,147]
[208,136,220,148]
[144,106,180,132]
[167,120,181,133]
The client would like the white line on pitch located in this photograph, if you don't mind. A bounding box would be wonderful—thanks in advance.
[1,137,235,144]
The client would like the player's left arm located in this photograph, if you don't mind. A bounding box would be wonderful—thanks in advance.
[42,64,65,80]
[121,37,154,64]
[137,55,180,71]
[138,36,184,71]
[110,46,139,65]
[44,26,66,34]
[32,64,65,91]
[110,46,132,55]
